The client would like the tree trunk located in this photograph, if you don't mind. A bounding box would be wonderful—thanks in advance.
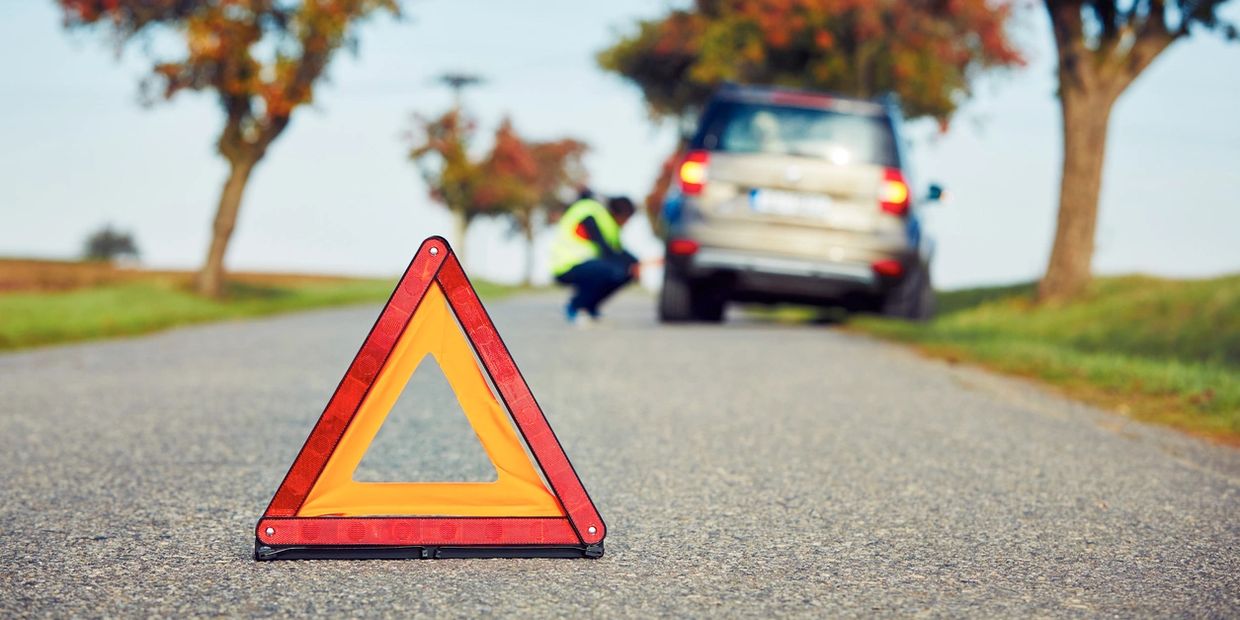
[522,217,536,287]
[197,155,257,298]
[1038,86,1114,303]
[1038,0,1175,303]
[452,209,468,260]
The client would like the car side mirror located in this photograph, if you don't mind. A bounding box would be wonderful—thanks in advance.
[925,183,945,204]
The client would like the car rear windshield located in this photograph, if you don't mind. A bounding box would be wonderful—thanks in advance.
[694,101,898,167]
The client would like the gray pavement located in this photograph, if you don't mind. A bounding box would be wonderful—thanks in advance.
[1,292,1238,617]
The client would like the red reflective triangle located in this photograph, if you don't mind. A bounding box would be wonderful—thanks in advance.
[254,237,606,560]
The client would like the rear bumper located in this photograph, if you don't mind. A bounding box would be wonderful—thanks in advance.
[676,247,899,307]
[692,248,876,284]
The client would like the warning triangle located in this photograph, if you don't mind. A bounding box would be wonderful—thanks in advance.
[255,237,605,560]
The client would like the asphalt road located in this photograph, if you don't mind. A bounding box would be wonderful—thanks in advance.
[2,292,1238,617]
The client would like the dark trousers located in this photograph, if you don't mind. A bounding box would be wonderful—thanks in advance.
[556,259,633,316]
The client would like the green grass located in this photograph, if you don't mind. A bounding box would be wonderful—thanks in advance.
[853,275,1240,441]
[0,276,520,351]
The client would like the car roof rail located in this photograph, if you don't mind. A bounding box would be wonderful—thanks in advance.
[712,83,887,116]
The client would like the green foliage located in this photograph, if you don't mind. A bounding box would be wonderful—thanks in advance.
[598,0,1025,123]
[933,282,1036,315]
[857,275,1240,437]
[0,276,519,351]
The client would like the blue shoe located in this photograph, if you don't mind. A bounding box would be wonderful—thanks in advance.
[566,304,594,329]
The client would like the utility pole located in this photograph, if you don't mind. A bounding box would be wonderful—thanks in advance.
[437,72,483,110]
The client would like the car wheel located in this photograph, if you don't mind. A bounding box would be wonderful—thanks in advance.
[658,269,694,322]
[692,288,726,323]
[881,262,936,321]
[659,269,727,323]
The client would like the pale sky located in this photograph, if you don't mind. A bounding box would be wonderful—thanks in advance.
[2,1,1238,288]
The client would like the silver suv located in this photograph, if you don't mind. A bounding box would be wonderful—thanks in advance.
[659,84,940,322]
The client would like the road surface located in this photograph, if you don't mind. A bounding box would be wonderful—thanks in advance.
[2,293,1237,617]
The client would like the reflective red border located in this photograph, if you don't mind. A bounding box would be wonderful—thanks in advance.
[257,517,580,547]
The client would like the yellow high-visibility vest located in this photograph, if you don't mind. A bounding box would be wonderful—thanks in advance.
[550,199,623,276]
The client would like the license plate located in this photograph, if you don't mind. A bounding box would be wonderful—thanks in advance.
[749,189,833,219]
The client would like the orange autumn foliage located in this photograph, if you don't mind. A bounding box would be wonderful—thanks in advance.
[409,111,588,236]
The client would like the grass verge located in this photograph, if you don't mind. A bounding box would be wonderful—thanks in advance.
[0,260,519,351]
[852,275,1240,443]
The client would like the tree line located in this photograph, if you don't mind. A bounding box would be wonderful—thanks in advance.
[57,0,1234,301]
[407,109,588,284]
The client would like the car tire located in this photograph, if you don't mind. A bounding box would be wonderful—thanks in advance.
[693,287,726,323]
[881,262,936,321]
[659,269,727,323]
[658,269,695,322]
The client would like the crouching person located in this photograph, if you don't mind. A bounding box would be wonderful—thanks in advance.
[550,194,638,326]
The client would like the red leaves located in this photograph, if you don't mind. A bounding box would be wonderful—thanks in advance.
[476,118,588,219]
[487,120,540,187]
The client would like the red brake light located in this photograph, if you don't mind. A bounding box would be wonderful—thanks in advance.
[872,259,904,278]
[879,168,910,216]
[678,150,709,195]
[668,238,700,256]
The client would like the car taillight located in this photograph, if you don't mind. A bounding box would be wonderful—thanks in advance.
[871,259,904,278]
[879,168,910,216]
[678,150,709,195]
[668,238,700,256]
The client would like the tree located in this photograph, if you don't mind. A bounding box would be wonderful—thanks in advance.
[474,119,541,282]
[57,0,397,297]
[410,112,588,283]
[83,224,140,263]
[408,108,486,256]
[475,119,588,284]
[598,0,1025,217]
[527,138,589,217]
[1038,0,1236,302]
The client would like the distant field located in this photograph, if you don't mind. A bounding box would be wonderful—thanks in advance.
[854,275,1240,443]
[0,257,400,292]
[0,259,517,350]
